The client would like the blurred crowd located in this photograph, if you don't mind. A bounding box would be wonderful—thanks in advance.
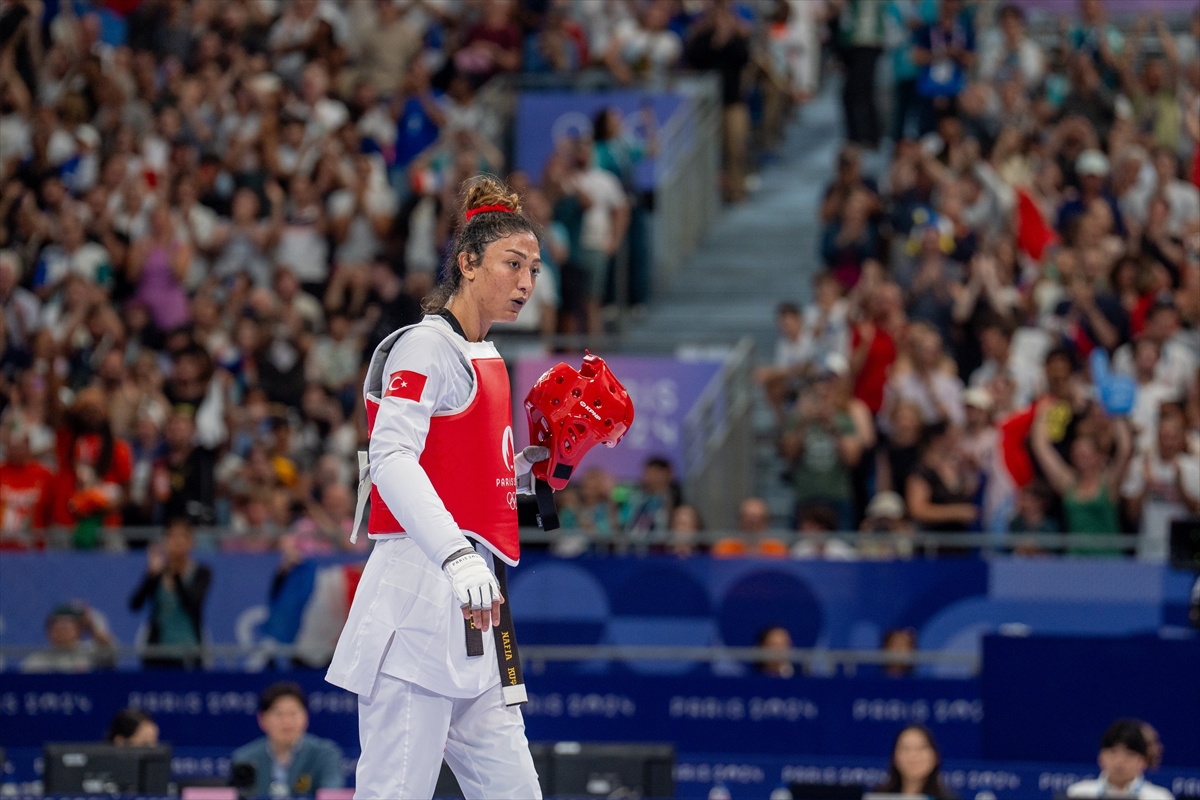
[0,0,811,551]
[553,0,1200,563]
[754,0,1200,560]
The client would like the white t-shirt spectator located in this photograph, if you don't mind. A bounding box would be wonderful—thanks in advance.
[328,186,397,266]
[881,370,967,430]
[575,168,627,253]
[1129,379,1181,454]
[798,300,850,370]
[1161,178,1200,237]
[276,203,329,284]
[1113,338,1198,398]
[1122,450,1200,563]
[611,18,682,75]
[774,331,807,370]
[33,242,113,290]
[306,334,362,391]
[969,357,1044,409]
[978,35,1045,86]
[1067,774,1173,799]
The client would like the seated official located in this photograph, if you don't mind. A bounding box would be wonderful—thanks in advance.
[1067,719,1173,799]
[232,682,344,799]
[106,708,160,746]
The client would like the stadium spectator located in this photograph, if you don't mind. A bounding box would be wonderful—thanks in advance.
[667,503,703,558]
[50,387,134,548]
[0,425,53,548]
[604,0,682,84]
[571,138,628,335]
[755,625,795,678]
[792,504,858,560]
[152,411,217,526]
[875,724,956,799]
[624,456,679,539]
[129,518,212,669]
[756,302,806,421]
[781,356,872,529]
[685,0,752,202]
[911,0,974,136]
[977,5,1044,88]
[713,497,787,557]
[906,421,979,534]
[881,627,917,678]
[1121,409,1200,562]
[558,467,620,546]
[106,708,159,746]
[232,682,344,799]
[1139,721,1164,772]
[1032,402,1132,544]
[1067,719,1173,799]
[830,0,887,147]
[1009,481,1060,537]
[20,603,116,674]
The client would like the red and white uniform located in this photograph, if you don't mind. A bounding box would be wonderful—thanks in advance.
[326,315,540,800]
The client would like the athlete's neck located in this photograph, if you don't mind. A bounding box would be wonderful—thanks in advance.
[443,297,489,342]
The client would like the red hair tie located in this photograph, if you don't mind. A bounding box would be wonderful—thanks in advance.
[465,204,516,222]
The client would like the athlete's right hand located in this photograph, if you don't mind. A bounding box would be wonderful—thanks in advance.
[442,548,503,631]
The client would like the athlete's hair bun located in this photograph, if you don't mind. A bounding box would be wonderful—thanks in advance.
[461,174,522,217]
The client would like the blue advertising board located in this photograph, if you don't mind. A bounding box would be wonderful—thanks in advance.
[981,635,1200,764]
[3,668,1200,799]
[0,672,981,758]
[514,91,686,190]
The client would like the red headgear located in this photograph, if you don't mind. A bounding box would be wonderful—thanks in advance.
[524,353,634,490]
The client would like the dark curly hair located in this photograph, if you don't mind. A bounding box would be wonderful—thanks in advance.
[421,174,540,313]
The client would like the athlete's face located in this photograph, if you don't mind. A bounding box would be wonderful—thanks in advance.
[465,232,541,323]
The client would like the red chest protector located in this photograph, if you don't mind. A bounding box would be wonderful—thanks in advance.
[361,322,519,565]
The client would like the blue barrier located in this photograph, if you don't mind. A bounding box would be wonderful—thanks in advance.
[982,634,1200,763]
[0,555,1192,676]
[3,658,1198,796]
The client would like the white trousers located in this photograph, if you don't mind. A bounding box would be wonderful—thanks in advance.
[355,673,542,800]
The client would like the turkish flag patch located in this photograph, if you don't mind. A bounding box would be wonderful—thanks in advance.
[383,370,428,402]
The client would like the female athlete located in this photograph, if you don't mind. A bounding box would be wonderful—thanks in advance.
[326,175,545,799]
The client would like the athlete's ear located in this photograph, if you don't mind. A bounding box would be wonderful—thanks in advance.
[458,251,476,283]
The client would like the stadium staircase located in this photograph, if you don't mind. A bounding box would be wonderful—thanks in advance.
[621,85,852,526]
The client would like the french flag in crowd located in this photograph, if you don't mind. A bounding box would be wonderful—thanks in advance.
[256,561,365,668]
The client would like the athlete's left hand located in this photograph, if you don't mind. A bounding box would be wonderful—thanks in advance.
[514,446,550,495]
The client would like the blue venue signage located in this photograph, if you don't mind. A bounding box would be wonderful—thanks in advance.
[5,555,1190,670]
[514,90,685,192]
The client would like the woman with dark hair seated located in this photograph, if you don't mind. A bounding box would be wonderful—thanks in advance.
[875,725,957,800]
[106,709,159,746]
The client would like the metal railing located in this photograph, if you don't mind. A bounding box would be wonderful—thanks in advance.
[653,73,722,296]
[681,337,757,530]
[0,643,979,674]
[523,529,1144,558]
[18,526,1143,557]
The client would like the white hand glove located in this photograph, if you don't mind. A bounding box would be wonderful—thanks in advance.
[442,548,501,610]
[514,445,550,496]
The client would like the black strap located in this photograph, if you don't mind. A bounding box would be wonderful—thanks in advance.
[464,616,485,657]
[491,561,525,706]
[437,308,468,340]
[534,478,560,531]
